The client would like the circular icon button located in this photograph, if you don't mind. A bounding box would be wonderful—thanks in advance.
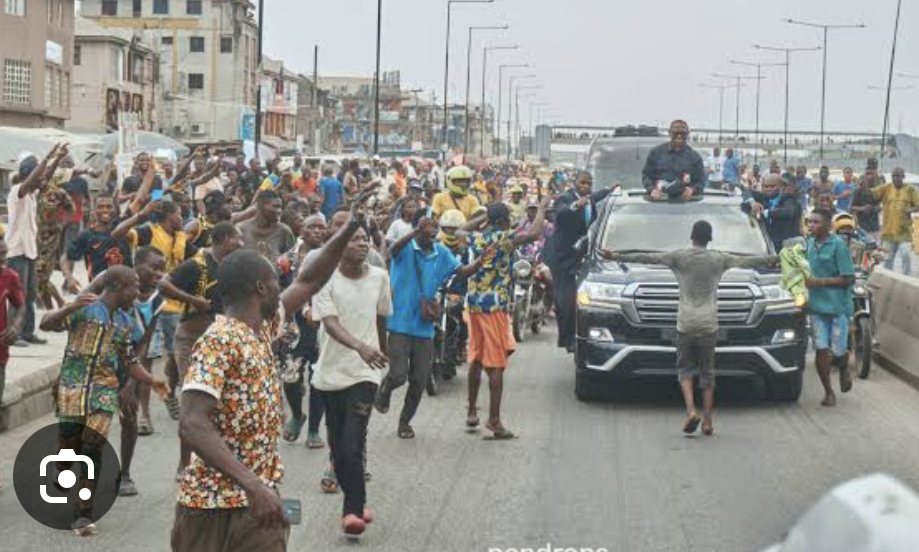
[13,421,121,531]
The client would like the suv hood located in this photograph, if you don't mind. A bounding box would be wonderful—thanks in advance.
[584,260,781,287]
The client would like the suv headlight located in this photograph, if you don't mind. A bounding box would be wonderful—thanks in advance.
[761,285,793,302]
[577,281,626,307]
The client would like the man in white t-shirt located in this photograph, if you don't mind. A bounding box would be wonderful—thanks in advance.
[311,226,391,538]
[385,198,419,248]
[7,146,68,345]
[705,147,725,190]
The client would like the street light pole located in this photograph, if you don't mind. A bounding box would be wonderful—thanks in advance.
[515,85,541,160]
[497,63,528,156]
[730,60,786,165]
[785,18,866,162]
[881,0,905,159]
[506,74,535,161]
[372,0,382,155]
[712,72,764,152]
[464,25,507,153]
[754,44,822,165]
[481,45,518,158]
[442,0,494,160]
[254,0,264,158]
[698,83,736,144]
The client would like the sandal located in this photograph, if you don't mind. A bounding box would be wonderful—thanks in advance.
[484,421,516,440]
[283,414,307,443]
[682,412,702,435]
[466,408,480,429]
[397,424,415,439]
[701,417,714,437]
[165,396,180,421]
[137,418,154,436]
[305,432,325,449]
[321,468,339,494]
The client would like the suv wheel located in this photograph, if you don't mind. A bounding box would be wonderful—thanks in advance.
[767,368,803,402]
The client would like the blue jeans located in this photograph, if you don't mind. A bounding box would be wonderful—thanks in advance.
[883,240,912,275]
[7,256,36,338]
[811,313,849,357]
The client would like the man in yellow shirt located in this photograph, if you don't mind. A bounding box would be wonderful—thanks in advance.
[505,184,527,227]
[872,167,919,274]
[432,165,481,221]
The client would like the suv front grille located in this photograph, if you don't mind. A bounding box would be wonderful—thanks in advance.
[632,283,755,326]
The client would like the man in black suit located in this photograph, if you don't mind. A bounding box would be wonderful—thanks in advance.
[550,171,615,352]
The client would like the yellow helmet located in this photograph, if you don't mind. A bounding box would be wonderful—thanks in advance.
[439,209,466,230]
[446,165,474,197]
[832,213,856,233]
[509,184,524,195]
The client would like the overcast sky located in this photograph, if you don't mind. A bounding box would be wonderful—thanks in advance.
[264,0,917,134]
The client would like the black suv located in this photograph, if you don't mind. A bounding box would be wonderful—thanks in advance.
[574,190,807,402]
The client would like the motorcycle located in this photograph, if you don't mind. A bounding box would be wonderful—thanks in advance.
[849,241,883,379]
[511,255,549,343]
[427,285,466,397]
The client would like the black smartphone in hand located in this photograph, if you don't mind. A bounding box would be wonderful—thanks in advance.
[282,498,302,526]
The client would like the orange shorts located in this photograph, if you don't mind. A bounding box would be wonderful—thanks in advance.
[467,311,516,369]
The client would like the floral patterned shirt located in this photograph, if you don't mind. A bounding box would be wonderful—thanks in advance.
[57,302,140,418]
[177,315,284,510]
[466,229,516,313]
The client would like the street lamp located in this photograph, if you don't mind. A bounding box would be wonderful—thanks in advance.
[506,74,535,159]
[754,44,822,165]
[442,0,495,157]
[698,83,739,145]
[785,18,866,161]
[481,44,519,157]
[372,0,382,154]
[464,25,507,152]
[254,0,265,158]
[515,85,541,160]
[497,63,528,155]
[730,59,786,165]
[711,72,765,152]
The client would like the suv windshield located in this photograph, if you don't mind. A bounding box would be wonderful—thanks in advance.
[601,201,770,256]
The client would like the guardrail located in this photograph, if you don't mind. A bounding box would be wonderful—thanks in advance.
[869,267,919,389]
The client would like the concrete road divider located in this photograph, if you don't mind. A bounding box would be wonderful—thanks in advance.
[869,267,919,389]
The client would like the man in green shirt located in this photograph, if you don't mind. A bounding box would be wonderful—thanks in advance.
[872,167,919,275]
[805,208,855,407]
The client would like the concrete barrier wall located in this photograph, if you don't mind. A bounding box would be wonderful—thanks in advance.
[870,268,919,387]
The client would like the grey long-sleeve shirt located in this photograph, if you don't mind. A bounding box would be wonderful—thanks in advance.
[618,248,777,335]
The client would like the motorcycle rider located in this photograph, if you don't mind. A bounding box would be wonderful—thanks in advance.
[506,184,527,227]
[517,200,555,311]
[438,209,471,367]
[432,166,482,222]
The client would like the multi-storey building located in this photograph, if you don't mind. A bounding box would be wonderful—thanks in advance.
[79,0,257,143]
[69,16,158,132]
[258,56,297,150]
[0,0,75,128]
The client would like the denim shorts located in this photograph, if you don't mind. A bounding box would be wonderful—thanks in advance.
[156,312,181,356]
[810,313,849,357]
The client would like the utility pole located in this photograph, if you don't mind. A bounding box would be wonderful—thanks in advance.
[496,64,528,156]
[481,44,517,158]
[463,25,506,154]
[372,0,382,155]
[785,18,866,162]
[882,0,904,159]
[754,44,821,165]
[730,60,785,165]
[712,72,764,153]
[442,0,494,161]
[698,83,736,144]
[254,0,264,158]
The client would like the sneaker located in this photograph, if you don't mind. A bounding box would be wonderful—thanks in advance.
[71,517,98,537]
[12,338,28,348]
[23,335,48,345]
[374,385,391,414]
[118,476,138,497]
[341,514,366,537]
[321,468,338,494]
[305,433,325,449]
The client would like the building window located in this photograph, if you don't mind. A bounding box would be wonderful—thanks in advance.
[4,0,25,16]
[74,45,82,65]
[133,0,142,17]
[101,0,118,16]
[162,36,173,46]
[186,0,202,15]
[51,67,61,108]
[47,0,54,23]
[189,37,205,53]
[153,0,169,15]
[3,59,31,105]
[62,72,69,110]
[220,37,233,53]
[188,73,204,90]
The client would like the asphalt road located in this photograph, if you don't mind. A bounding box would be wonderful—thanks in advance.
[2,326,919,552]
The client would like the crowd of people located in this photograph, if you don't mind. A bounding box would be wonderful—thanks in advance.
[0,142,563,546]
[0,121,916,547]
